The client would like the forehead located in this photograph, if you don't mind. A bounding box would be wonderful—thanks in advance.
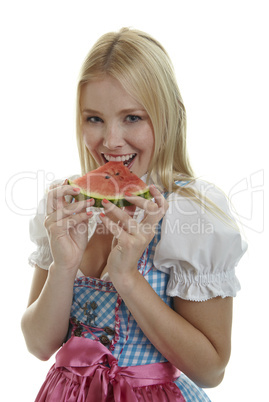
[80,76,144,112]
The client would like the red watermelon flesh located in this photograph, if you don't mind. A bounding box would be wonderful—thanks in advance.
[68,161,151,207]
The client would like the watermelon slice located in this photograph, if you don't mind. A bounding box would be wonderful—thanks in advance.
[68,161,151,207]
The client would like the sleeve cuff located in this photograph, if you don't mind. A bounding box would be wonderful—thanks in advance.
[166,267,241,301]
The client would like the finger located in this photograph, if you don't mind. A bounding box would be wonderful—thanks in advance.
[101,200,139,235]
[148,185,167,209]
[124,185,167,217]
[45,209,93,234]
[48,178,68,191]
[46,185,81,215]
[65,211,93,233]
[47,198,95,223]
[99,212,124,239]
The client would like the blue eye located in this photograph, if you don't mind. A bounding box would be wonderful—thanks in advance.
[86,116,103,123]
[126,115,141,123]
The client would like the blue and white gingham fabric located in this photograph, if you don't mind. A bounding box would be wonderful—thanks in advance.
[175,373,211,401]
[71,280,118,329]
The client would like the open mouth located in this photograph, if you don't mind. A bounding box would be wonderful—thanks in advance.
[102,153,137,168]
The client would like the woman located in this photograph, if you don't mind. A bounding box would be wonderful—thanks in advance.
[22,28,247,401]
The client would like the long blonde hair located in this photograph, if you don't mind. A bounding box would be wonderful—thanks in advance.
[75,27,234,224]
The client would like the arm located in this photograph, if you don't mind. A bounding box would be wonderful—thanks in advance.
[21,264,76,361]
[21,184,95,360]
[100,187,232,388]
[112,270,232,388]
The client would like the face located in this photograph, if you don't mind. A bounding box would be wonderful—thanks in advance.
[80,75,155,178]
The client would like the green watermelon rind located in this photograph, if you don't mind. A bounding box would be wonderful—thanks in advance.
[68,180,151,208]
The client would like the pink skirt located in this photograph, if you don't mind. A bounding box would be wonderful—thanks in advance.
[35,336,185,401]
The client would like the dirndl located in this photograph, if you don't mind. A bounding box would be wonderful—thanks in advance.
[35,210,211,401]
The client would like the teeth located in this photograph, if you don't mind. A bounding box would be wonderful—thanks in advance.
[103,153,136,163]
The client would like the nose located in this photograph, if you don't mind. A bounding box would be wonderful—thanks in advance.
[103,124,125,149]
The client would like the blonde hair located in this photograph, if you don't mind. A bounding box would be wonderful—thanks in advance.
[76,28,192,185]
[75,27,235,225]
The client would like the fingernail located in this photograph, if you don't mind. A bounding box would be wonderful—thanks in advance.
[100,212,106,218]
[102,199,109,204]
[73,187,81,192]
[124,191,132,197]
[87,211,93,216]
[86,198,94,203]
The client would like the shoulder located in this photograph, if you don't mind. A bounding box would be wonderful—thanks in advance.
[164,178,235,235]
[168,178,230,212]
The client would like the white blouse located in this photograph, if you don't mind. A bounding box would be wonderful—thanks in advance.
[28,178,247,301]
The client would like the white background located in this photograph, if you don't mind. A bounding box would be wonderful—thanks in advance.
[2,0,268,400]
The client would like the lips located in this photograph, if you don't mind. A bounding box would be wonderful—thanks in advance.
[102,153,137,168]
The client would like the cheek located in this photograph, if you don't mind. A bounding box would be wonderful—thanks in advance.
[82,131,96,151]
[82,132,103,165]
[144,127,155,154]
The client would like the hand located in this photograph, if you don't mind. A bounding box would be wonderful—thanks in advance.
[99,185,168,281]
[44,180,95,273]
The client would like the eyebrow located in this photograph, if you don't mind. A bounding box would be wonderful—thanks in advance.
[81,109,102,115]
[81,108,146,115]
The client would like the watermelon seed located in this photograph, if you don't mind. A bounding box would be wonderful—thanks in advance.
[115,172,120,175]
[105,175,110,179]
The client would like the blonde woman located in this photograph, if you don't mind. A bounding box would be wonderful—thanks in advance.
[22,28,247,401]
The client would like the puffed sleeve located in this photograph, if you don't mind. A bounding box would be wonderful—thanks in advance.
[28,178,66,270]
[153,180,248,301]
[28,192,52,270]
